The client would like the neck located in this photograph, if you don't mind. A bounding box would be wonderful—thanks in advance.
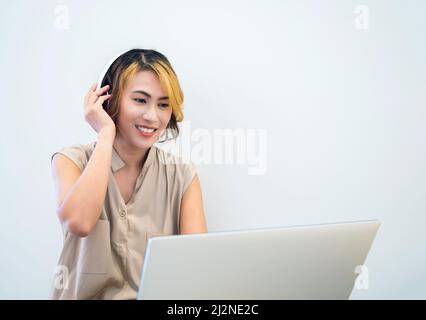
[113,133,150,171]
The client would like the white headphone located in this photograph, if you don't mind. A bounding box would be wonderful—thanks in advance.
[96,49,129,91]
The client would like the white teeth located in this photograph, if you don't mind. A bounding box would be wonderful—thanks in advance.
[136,125,155,133]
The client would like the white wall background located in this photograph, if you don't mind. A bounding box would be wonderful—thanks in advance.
[0,0,425,299]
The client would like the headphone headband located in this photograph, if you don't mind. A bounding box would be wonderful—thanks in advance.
[96,49,129,90]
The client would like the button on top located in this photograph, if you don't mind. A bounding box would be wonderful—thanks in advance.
[119,208,126,217]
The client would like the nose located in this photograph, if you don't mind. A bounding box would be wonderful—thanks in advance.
[141,103,159,122]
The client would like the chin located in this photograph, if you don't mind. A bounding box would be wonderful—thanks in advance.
[132,138,155,150]
[133,132,160,149]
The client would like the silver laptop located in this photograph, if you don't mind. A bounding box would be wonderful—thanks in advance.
[137,220,380,300]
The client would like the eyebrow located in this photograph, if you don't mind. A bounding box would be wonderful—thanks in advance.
[132,90,169,100]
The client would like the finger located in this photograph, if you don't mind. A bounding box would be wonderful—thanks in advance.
[85,83,97,102]
[99,93,112,101]
[94,84,110,96]
[95,94,113,105]
[88,86,110,105]
[86,83,97,97]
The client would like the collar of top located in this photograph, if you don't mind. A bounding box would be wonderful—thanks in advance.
[111,144,156,173]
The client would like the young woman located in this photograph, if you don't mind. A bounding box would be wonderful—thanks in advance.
[50,49,207,299]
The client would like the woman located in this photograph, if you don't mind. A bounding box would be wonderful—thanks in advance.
[50,48,208,299]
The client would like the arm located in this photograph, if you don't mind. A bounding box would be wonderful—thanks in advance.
[179,174,208,234]
[51,130,114,237]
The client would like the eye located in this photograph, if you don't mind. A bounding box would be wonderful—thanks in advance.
[158,103,169,108]
[134,98,146,104]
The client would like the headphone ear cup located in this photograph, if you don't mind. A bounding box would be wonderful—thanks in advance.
[101,73,113,111]
[102,88,111,111]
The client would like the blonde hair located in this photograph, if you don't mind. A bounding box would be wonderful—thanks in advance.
[100,49,184,140]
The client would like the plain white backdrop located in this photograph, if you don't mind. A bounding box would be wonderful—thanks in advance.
[0,0,425,299]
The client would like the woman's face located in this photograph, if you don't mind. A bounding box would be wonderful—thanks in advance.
[116,70,172,149]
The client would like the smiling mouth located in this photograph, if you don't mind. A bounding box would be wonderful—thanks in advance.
[135,125,158,134]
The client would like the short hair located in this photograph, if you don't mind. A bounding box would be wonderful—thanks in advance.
[100,48,184,142]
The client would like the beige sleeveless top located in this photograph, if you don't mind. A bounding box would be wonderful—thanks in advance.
[49,141,196,300]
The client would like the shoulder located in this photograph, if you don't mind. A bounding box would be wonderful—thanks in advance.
[51,141,96,171]
[154,146,197,192]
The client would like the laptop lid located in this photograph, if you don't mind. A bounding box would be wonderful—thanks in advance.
[138,220,380,299]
